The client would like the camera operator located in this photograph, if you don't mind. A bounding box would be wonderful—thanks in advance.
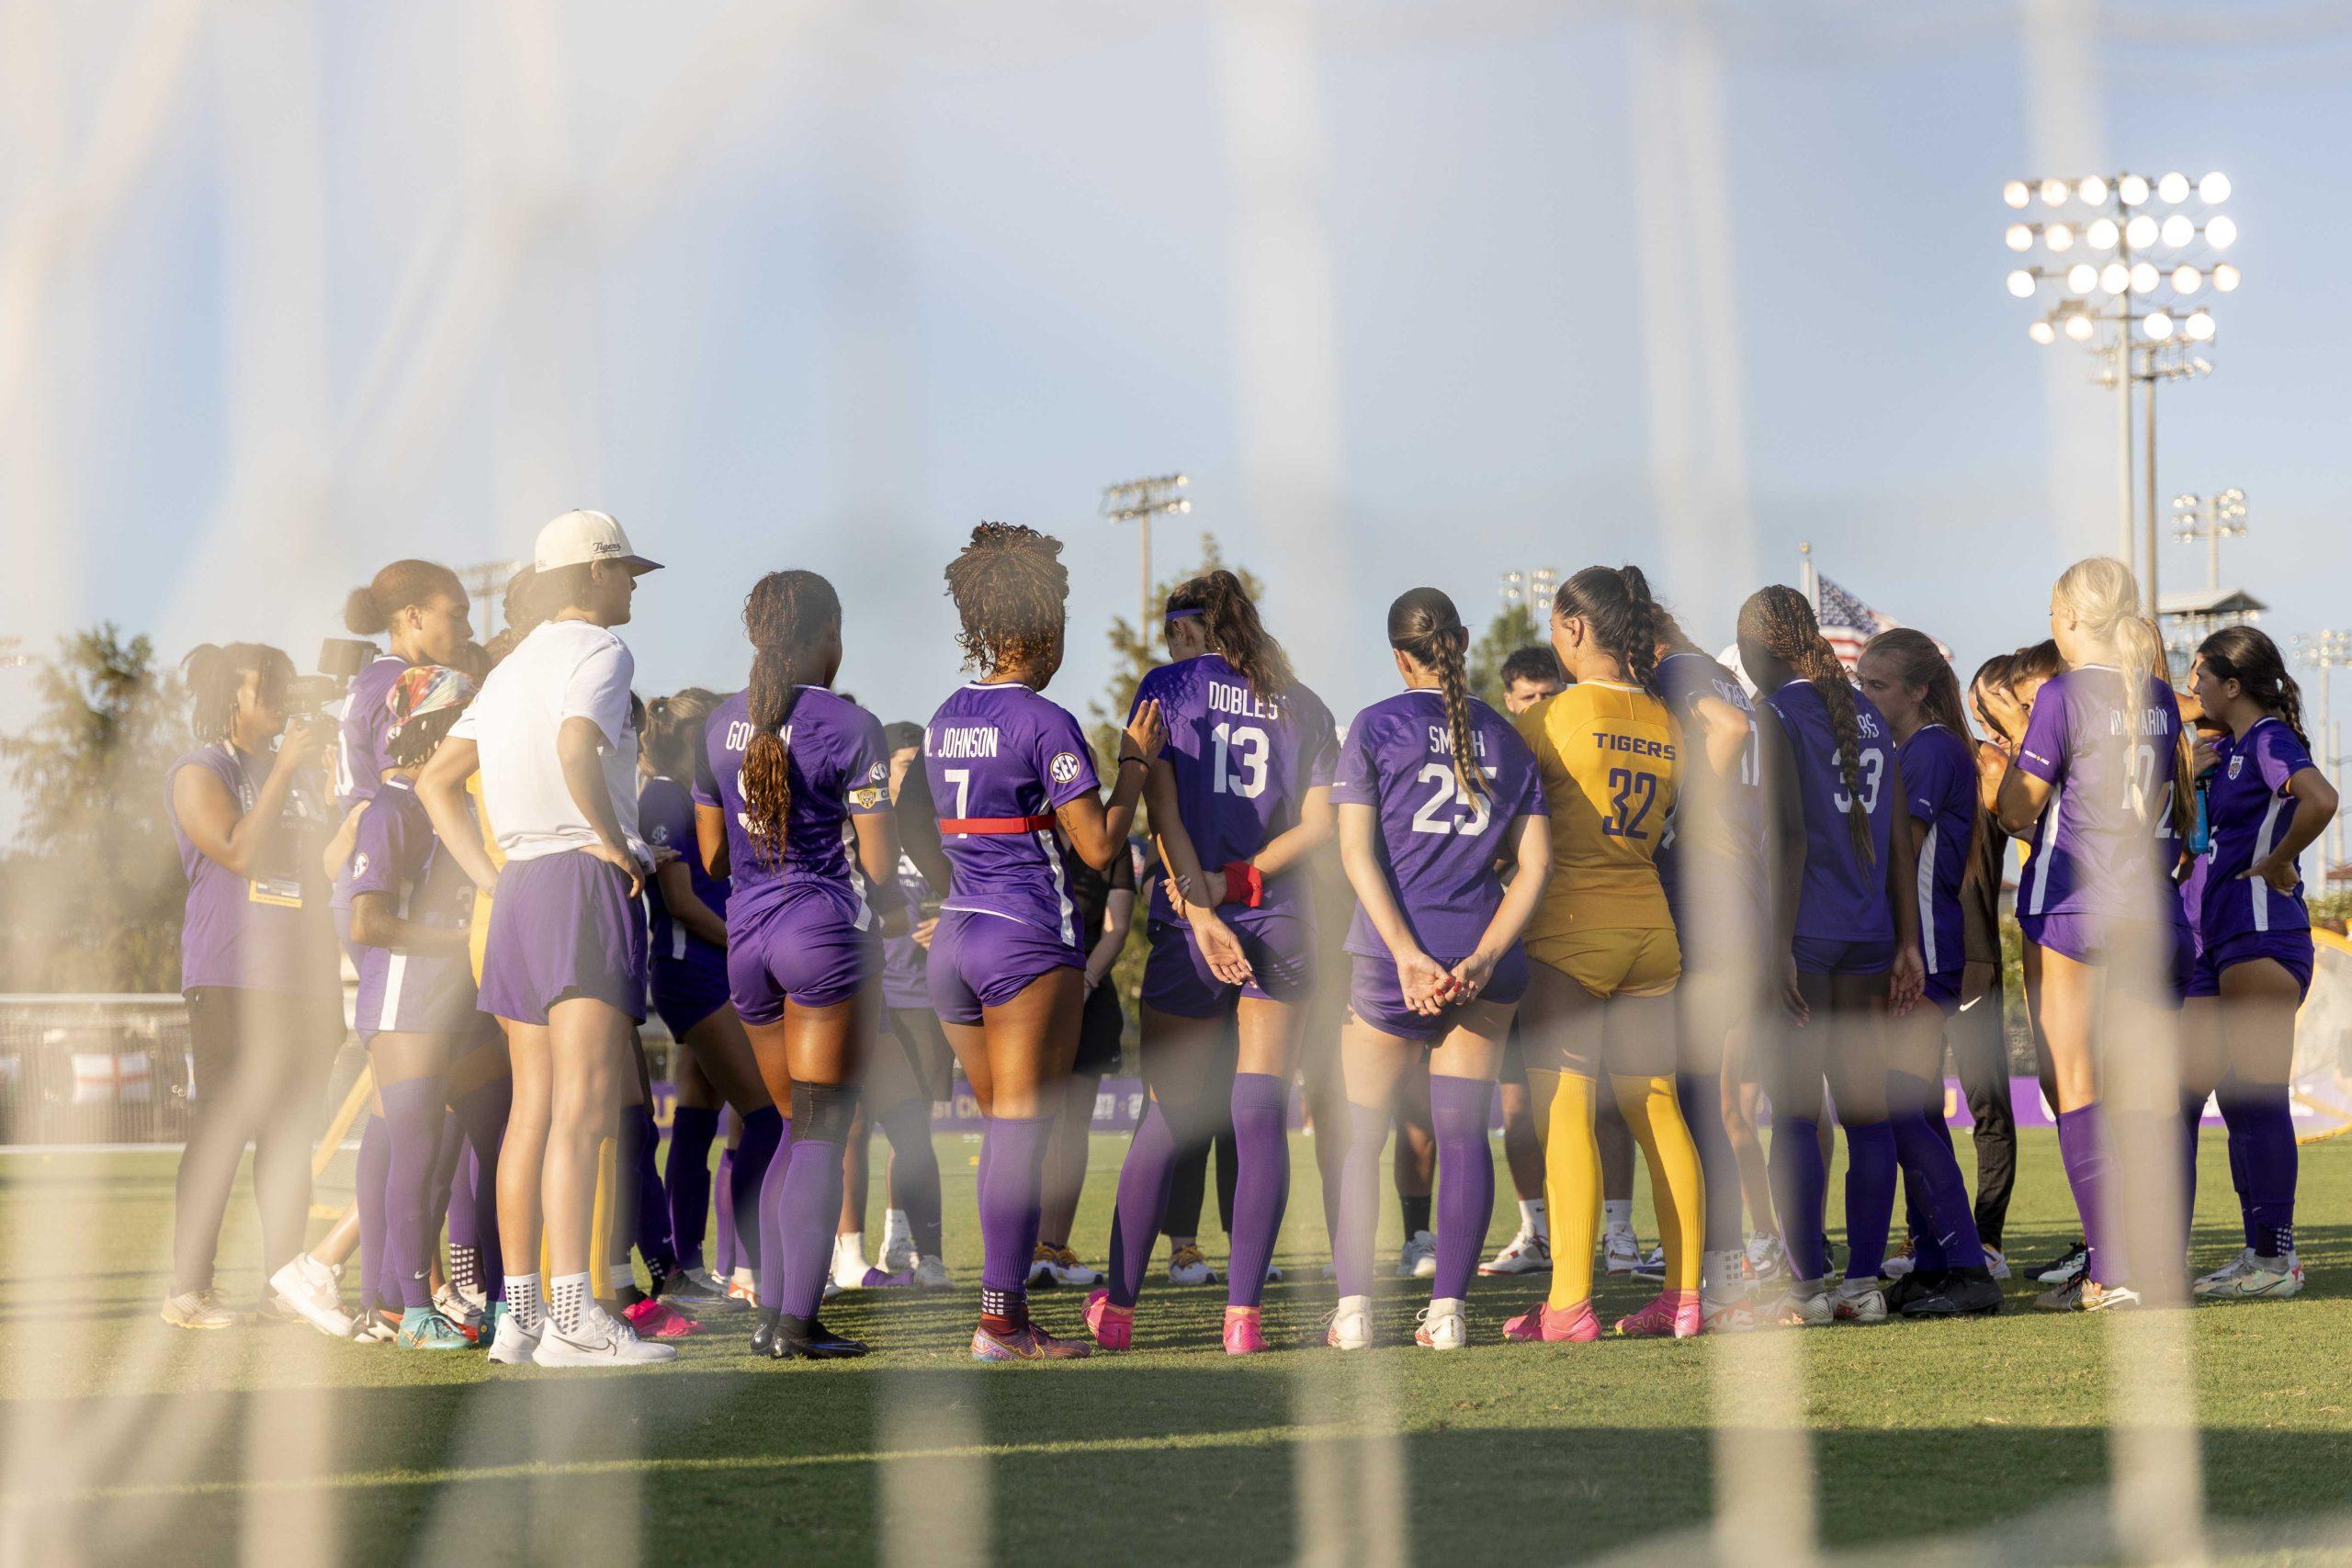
[161,643,344,1330]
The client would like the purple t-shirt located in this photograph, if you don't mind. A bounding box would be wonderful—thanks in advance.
[334,655,408,812]
[1129,654,1337,921]
[695,687,892,927]
[1759,681,1897,942]
[1654,649,1763,912]
[2200,716,2314,946]
[925,681,1100,943]
[1899,723,1974,977]
[640,773,730,966]
[1331,689,1545,961]
[878,855,935,1010]
[168,742,338,994]
[2014,668,2185,923]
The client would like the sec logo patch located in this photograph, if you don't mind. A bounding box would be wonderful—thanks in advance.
[1049,751,1082,786]
[352,852,369,879]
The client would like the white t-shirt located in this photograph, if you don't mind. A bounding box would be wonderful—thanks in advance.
[452,619,648,864]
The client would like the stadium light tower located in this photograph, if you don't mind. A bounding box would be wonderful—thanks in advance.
[2295,629,2352,877]
[2171,488,2248,592]
[1101,474,1191,658]
[2002,171,2237,617]
[1498,566,1557,623]
[0,636,29,670]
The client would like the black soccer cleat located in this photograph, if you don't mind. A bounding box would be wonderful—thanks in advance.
[769,1314,869,1359]
[1899,1269,2003,1319]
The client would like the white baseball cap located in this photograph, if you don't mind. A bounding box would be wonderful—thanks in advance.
[533,509,662,574]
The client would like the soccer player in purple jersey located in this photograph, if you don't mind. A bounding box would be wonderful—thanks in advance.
[162,644,343,1331]
[1989,558,2193,1314]
[1856,630,2003,1317]
[1736,586,1926,1326]
[2182,628,2335,1301]
[1325,590,1550,1351]
[920,524,1162,1362]
[865,722,955,1289]
[692,570,904,1359]
[1092,570,1338,1356]
[335,560,472,812]
[639,689,776,1314]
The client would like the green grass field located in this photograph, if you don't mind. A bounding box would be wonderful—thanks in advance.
[6,1130,2352,1564]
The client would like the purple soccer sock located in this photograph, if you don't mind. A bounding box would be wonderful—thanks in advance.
[1332,1102,1392,1301]
[1886,1073,1980,1272]
[978,1114,1054,1322]
[2223,1092,2254,1248]
[2225,1088,2298,1258]
[1106,1100,1182,1309]
[1838,1119,1898,1280]
[767,1088,854,1321]
[1226,1073,1292,1310]
[2180,1091,2207,1247]
[1768,1116,1830,1280]
[1676,1073,1744,1254]
[734,1106,784,1275]
[876,1099,944,1258]
[450,1075,510,1300]
[379,1077,446,1311]
[356,1113,390,1314]
[623,1104,676,1273]
[2056,1103,2124,1284]
[713,1147,738,1278]
[1430,1076,1495,1303]
[666,1105,718,1273]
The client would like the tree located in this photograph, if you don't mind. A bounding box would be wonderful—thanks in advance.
[1467,602,1544,708]
[0,626,188,991]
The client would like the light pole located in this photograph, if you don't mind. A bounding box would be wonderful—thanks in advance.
[2296,630,2352,879]
[1498,567,1557,631]
[2002,171,2238,617]
[0,636,29,670]
[2170,489,2248,593]
[1101,474,1191,659]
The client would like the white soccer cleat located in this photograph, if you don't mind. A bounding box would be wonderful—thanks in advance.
[1602,1225,1645,1276]
[531,1305,678,1367]
[1031,1244,1102,1287]
[1397,1230,1438,1280]
[1746,1233,1792,1283]
[1480,1231,1552,1276]
[487,1311,542,1365]
[1982,1245,2012,1280]
[1832,1280,1887,1323]
[1765,1280,1835,1327]
[267,1254,354,1340]
[1328,1294,1374,1350]
[1167,1244,1216,1286]
[2199,1251,2303,1301]
[2191,1247,2256,1298]
[1414,1297,1467,1350]
[912,1255,953,1291]
[1633,1246,1667,1281]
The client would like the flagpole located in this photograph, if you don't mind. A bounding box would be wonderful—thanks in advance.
[1800,540,1817,613]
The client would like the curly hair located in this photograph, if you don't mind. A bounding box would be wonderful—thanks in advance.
[944,523,1068,675]
[1739,584,1873,867]
[184,643,295,745]
[1554,565,1668,692]
[1167,570,1295,697]
[1388,587,1486,803]
[739,571,842,868]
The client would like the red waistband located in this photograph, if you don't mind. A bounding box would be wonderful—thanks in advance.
[937,813,1058,836]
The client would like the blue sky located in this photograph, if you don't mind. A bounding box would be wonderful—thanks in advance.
[6,1,2352,758]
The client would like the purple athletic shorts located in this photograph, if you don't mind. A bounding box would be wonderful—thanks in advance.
[1792,935,1893,977]
[2018,910,2194,1002]
[927,908,1080,1025]
[727,886,878,1023]
[1924,967,1963,1016]
[477,851,649,1025]
[1347,946,1528,1043]
[1141,906,1316,1019]
[2188,930,2314,1000]
[651,951,731,1039]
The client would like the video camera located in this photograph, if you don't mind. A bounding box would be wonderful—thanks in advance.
[285,637,379,717]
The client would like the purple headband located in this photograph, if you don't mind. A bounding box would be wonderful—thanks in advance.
[1163,606,1204,622]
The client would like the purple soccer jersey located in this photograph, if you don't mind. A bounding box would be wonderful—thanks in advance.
[878,854,935,1010]
[167,742,337,995]
[346,779,479,1034]
[1129,654,1338,920]
[334,654,409,812]
[695,687,894,926]
[1899,723,1975,978]
[2014,668,2186,923]
[640,773,731,964]
[1654,649,1764,914]
[2200,716,2315,949]
[1759,680,1897,942]
[1330,688,1545,962]
[925,681,1101,944]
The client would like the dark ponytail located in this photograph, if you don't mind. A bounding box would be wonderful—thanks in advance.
[1739,584,1874,867]
[1865,626,1983,888]
[345,559,463,637]
[183,642,294,745]
[644,686,722,781]
[1388,587,1486,803]
[1168,570,1294,699]
[1553,564,1668,692]
[2197,626,2310,748]
[740,570,842,868]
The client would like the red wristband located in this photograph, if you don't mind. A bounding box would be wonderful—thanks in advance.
[1221,861,1263,909]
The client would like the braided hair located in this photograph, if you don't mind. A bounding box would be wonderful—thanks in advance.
[1387,587,1486,803]
[184,643,294,745]
[1553,564,1668,692]
[2197,626,2309,747]
[944,523,1068,676]
[1738,584,1874,866]
[1167,570,1295,698]
[740,571,842,869]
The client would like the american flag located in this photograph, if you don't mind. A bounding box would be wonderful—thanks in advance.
[1814,574,1925,672]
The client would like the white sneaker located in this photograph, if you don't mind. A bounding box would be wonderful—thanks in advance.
[266,1255,354,1340]
[2192,1247,2257,1298]
[1263,1262,1285,1284]
[878,1210,918,1276]
[1167,1243,1216,1286]
[488,1311,542,1365]
[912,1255,952,1291]
[2199,1250,2304,1301]
[1414,1297,1467,1350]
[1480,1231,1552,1276]
[531,1305,678,1367]
[1602,1225,1644,1276]
[1767,1280,1834,1327]
[1883,1240,1917,1280]
[1832,1279,1887,1322]
[1031,1244,1102,1287]
[1328,1294,1374,1350]
[1397,1230,1438,1279]
[1633,1246,1667,1281]
[1746,1233,1791,1283]
[1982,1245,2012,1280]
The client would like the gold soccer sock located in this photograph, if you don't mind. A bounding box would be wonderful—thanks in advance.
[1538,1069,1601,1313]
[1612,1074,1703,1295]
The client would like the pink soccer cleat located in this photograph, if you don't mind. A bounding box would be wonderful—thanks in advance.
[1221,1305,1271,1355]
[971,1321,1093,1362]
[1614,1290,1702,1339]
[622,1297,706,1340]
[1083,1290,1133,1350]
[1502,1299,1601,1343]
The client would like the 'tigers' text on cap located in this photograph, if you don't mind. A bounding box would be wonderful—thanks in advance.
[534,509,663,575]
